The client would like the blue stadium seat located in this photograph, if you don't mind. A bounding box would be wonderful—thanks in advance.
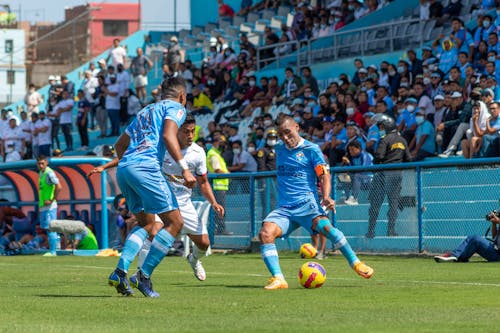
[80,209,90,223]
[59,210,68,219]
[71,210,80,220]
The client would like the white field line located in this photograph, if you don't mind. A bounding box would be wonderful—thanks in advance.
[1,262,500,287]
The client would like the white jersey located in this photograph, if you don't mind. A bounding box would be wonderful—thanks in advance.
[162,143,207,201]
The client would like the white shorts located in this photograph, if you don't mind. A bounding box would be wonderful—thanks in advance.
[134,75,148,88]
[154,198,207,236]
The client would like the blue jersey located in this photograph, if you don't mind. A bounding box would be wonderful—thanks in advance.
[120,100,186,168]
[275,139,327,207]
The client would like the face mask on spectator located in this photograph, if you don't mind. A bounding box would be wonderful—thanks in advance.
[407,105,416,112]
[397,66,405,73]
[348,5,355,10]
[314,23,319,28]
[267,139,277,146]
[329,19,335,25]
[294,116,302,123]
[233,148,241,154]
[488,56,496,62]
[423,77,431,85]
[400,82,409,87]
[264,119,273,127]
[308,102,316,107]
[346,107,355,116]
[249,80,256,87]
[416,116,425,124]
[484,20,491,28]
[321,24,326,29]
[247,147,255,153]
[379,130,386,137]
[389,70,396,76]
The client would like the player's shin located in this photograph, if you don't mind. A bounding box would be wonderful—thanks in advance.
[48,231,58,254]
[141,228,176,277]
[260,243,284,278]
[117,226,148,273]
[192,245,207,260]
[316,218,359,266]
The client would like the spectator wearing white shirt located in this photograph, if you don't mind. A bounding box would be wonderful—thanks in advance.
[55,90,75,151]
[116,63,131,124]
[107,38,127,70]
[103,74,121,137]
[3,117,24,162]
[130,47,153,102]
[82,70,99,130]
[228,140,258,173]
[19,111,33,159]
[24,83,44,115]
[29,112,39,159]
[34,111,52,158]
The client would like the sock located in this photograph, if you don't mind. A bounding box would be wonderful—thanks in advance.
[137,238,152,269]
[117,226,148,273]
[260,243,284,279]
[317,218,359,267]
[141,229,176,278]
[48,231,58,254]
[192,245,207,261]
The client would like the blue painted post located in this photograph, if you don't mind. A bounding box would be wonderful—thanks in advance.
[331,170,337,227]
[250,174,256,238]
[100,170,109,249]
[417,166,423,253]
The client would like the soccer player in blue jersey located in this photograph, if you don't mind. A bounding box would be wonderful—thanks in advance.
[259,114,374,290]
[107,76,196,297]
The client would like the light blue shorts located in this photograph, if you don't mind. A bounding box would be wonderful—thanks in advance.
[263,196,326,238]
[40,208,57,230]
[117,162,178,214]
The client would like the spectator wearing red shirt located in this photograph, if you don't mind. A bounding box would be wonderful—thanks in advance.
[218,0,235,17]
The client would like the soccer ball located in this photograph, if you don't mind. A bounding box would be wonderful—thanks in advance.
[298,261,327,289]
[299,243,317,259]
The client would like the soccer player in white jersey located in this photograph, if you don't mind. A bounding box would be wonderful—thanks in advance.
[89,114,224,284]
[260,114,374,290]
[136,114,224,281]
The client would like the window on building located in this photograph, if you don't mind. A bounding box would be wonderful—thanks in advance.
[103,20,128,36]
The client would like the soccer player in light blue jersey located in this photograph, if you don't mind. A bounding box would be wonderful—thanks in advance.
[107,76,197,297]
[260,114,374,290]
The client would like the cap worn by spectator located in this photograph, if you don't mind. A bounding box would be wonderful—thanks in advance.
[451,91,462,98]
[422,46,433,52]
[98,59,106,65]
[303,106,312,113]
[291,98,304,107]
[368,64,378,70]
[346,120,358,128]
[482,88,494,97]
[433,95,445,101]
[358,68,368,74]
[364,111,375,118]
[48,75,56,81]
[405,97,418,104]
[431,72,441,78]
[322,116,334,122]
[170,36,179,43]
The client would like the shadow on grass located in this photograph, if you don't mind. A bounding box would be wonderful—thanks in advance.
[37,294,113,298]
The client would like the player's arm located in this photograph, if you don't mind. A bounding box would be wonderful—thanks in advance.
[197,174,225,218]
[163,119,196,188]
[315,163,335,212]
[114,133,130,159]
[87,158,119,177]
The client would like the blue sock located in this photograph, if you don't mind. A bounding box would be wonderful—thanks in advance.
[317,218,359,267]
[260,243,284,279]
[117,226,148,273]
[141,229,175,278]
[48,231,58,255]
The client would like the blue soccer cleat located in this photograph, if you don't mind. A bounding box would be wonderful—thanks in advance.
[108,269,134,296]
[129,270,160,298]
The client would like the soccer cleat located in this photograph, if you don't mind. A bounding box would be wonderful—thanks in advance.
[187,253,206,281]
[353,261,374,279]
[108,269,133,296]
[344,196,359,206]
[264,276,289,290]
[42,252,57,257]
[129,270,160,298]
[434,253,458,263]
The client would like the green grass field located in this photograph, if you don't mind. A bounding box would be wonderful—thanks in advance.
[1,253,499,333]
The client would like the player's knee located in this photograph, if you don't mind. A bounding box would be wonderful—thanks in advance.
[259,226,276,243]
[314,217,332,235]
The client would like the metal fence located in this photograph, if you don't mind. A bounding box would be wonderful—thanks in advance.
[204,157,500,254]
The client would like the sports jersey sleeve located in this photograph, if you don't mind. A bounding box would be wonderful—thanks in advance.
[310,144,327,168]
[46,170,60,185]
[164,104,186,128]
[195,150,208,176]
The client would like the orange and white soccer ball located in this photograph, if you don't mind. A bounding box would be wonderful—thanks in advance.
[298,261,327,289]
[299,243,317,259]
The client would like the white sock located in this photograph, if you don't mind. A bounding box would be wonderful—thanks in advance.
[137,238,152,269]
[192,246,207,261]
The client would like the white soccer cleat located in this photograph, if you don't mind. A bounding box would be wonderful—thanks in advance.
[187,253,206,281]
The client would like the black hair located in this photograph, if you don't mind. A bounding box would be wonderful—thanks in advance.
[161,76,187,100]
[347,139,362,150]
[183,113,196,126]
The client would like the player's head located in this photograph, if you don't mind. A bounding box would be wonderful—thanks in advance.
[276,114,300,149]
[161,76,187,106]
[37,155,49,171]
[178,114,196,148]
